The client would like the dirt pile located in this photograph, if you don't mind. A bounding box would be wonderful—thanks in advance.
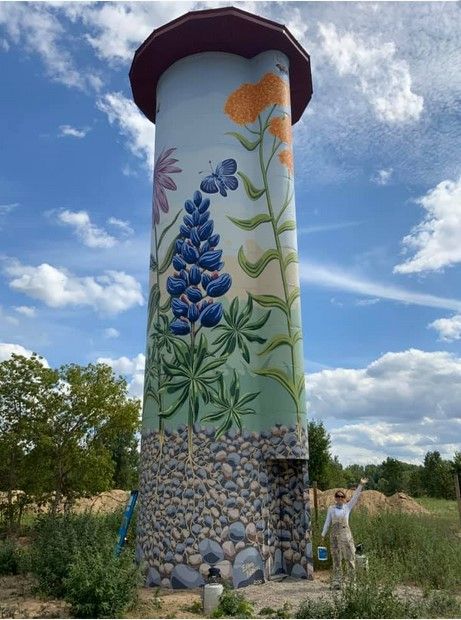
[310,488,428,515]
[73,489,130,513]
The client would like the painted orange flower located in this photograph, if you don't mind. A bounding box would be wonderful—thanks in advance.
[224,72,290,125]
[279,149,294,173]
[268,115,292,144]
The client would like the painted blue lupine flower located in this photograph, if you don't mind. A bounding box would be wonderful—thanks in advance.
[167,190,232,335]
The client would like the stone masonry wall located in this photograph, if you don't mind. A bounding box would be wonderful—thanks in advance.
[137,424,312,589]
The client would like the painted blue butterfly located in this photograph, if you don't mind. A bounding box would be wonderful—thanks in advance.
[200,159,238,197]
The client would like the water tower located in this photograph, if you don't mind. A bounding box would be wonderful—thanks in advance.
[130,6,313,588]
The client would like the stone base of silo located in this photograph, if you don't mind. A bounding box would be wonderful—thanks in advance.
[137,425,313,589]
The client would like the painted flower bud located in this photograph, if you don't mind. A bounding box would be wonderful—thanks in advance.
[183,214,194,228]
[189,265,202,286]
[199,220,214,241]
[199,211,210,225]
[198,197,210,214]
[192,209,200,225]
[170,318,191,335]
[180,224,190,238]
[175,239,184,253]
[172,255,186,271]
[188,303,200,323]
[209,234,220,247]
[178,269,189,284]
[184,199,195,214]
[199,250,223,270]
[200,241,210,254]
[181,243,199,264]
[206,273,232,297]
[167,276,187,296]
[202,273,212,289]
[186,286,202,303]
[200,302,223,327]
[172,298,189,318]
[190,227,201,247]
[193,190,202,206]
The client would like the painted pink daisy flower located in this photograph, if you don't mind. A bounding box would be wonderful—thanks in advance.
[153,147,182,224]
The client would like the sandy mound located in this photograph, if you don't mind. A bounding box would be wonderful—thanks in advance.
[73,489,130,514]
[309,488,428,515]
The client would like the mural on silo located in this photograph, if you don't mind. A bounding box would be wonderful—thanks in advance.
[138,50,312,589]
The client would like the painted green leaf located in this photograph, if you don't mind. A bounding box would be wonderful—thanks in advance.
[226,131,260,151]
[277,219,296,235]
[159,297,171,313]
[228,213,271,231]
[238,246,279,278]
[254,367,297,402]
[147,283,160,327]
[251,293,288,316]
[283,251,299,269]
[258,333,299,356]
[297,374,306,399]
[159,387,188,418]
[288,287,300,309]
[158,236,178,275]
[157,210,181,249]
[237,171,266,201]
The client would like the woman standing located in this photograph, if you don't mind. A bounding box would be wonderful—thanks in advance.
[321,478,368,589]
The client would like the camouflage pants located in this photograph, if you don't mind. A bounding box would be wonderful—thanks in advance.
[330,523,355,587]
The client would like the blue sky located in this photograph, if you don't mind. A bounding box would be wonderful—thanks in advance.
[1,1,460,465]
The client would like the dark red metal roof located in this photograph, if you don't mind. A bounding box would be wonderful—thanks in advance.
[129,6,313,125]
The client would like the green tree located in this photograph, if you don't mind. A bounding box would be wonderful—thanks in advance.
[422,451,454,499]
[325,455,347,488]
[379,457,405,495]
[308,420,332,489]
[0,354,57,529]
[0,355,141,522]
[29,362,140,512]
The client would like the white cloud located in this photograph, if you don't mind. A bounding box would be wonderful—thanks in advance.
[309,348,461,422]
[103,327,120,339]
[298,221,361,235]
[319,23,423,123]
[428,314,461,342]
[394,176,461,274]
[107,217,134,237]
[96,92,155,170]
[14,305,37,318]
[299,260,461,312]
[58,124,89,139]
[0,202,18,215]
[57,209,117,249]
[355,298,380,307]
[308,349,461,463]
[371,168,393,186]
[97,353,145,398]
[0,342,48,366]
[4,260,144,315]
[0,3,101,91]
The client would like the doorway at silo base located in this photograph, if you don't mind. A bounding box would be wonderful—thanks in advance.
[136,425,313,589]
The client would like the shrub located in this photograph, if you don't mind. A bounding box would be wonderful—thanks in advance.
[0,539,20,575]
[30,511,121,597]
[212,587,254,618]
[295,597,336,619]
[64,543,138,618]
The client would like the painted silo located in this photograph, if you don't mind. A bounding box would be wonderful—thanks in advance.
[130,7,313,589]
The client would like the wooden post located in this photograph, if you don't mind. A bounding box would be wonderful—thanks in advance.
[454,473,461,526]
[313,481,319,525]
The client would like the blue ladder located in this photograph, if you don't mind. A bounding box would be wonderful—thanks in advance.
[115,490,138,557]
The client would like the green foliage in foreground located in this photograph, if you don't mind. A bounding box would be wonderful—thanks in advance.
[312,508,461,592]
[0,539,20,575]
[294,570,461,619]
[212,587,255,618]
[64,545,138,618]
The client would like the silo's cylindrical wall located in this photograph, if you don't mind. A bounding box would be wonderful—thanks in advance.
[138,50,311,589]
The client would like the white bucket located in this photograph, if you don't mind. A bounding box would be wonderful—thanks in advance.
[356,554,369,571]
[203,583,224,615]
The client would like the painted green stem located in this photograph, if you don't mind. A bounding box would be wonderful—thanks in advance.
[152,223,165,439]
[257,110,301,430]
